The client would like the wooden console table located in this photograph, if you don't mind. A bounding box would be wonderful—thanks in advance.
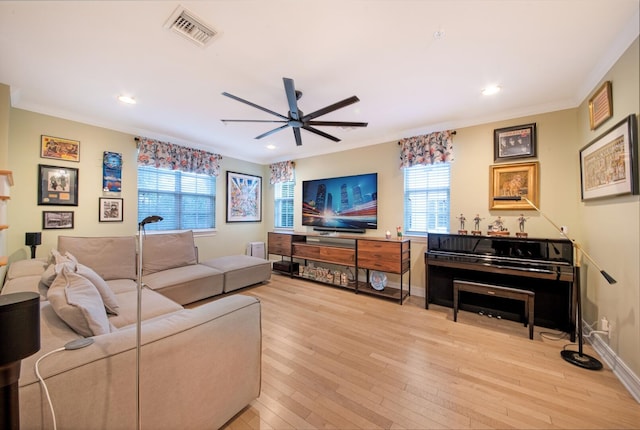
[268,232,411,304]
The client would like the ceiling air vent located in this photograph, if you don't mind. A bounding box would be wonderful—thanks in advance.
[164,6,218,47]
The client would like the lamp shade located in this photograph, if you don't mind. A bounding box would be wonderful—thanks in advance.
[0,292,40,366]
[25,232,41,247]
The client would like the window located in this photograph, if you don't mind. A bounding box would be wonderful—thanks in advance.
[403,163,450,236]
[138,166,216,231]
[274,180,294,228]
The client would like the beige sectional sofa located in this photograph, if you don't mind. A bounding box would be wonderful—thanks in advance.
[1,232,270,429]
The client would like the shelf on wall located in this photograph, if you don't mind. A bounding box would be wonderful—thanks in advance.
[0,256,7,267]
[0,225,8,230]
[0,170,14,186]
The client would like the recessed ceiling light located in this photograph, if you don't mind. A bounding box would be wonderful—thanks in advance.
[117,95,136,104]
[266,144,276,150]
[482,86,501,96]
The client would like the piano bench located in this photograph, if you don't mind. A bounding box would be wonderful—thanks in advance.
[453,280,535,340]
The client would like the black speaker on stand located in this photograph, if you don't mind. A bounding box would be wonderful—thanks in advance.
[0,292,41,429]
[25,232,42,259]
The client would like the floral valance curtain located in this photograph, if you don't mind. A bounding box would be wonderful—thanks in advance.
[398,130,455,168]
[136,137,222,176]
[269,160,295,184]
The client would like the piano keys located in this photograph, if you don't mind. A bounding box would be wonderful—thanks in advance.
[425,233,576,340]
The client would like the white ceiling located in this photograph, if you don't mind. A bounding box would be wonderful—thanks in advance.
[1,1,638,164]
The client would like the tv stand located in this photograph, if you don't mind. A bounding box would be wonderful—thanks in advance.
[268,232,411,304]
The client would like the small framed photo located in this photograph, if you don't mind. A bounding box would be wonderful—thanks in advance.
[99,197,124,222]
[43,211,74,229]
[494,123,537,162]
[226,171,262,222]
[38,164,79,206]
[489,161,539,210]
[588,81,613,131]
[580,114,638,201]
[41,135,80,162]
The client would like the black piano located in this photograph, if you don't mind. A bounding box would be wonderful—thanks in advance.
[425,233,576,340]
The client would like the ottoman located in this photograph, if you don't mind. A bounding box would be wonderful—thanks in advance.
[202,255,271,293]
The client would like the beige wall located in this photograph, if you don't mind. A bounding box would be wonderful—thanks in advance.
[577,37,640,375]
[6,109,266,264]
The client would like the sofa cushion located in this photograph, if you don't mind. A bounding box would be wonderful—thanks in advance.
[108,288,183,329]
[47,267,111,337]
[142,264,224,305]
[142,231,197,275]
[5,258,47,281]
[58,236,137,280]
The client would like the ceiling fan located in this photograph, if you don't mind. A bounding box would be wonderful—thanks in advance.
[221,77,368,146]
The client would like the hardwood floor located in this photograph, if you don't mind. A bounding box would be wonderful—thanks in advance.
[222,274,640,429]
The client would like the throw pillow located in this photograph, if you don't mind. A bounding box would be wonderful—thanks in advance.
[77,263,120,315]
[47,266,111,337]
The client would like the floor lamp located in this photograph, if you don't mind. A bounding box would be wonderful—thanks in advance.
[494,196,615,370]
[136,215,163,430]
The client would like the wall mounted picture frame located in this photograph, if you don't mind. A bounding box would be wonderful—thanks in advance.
[494,123,537,162]
[588,81,613,131]
[226,171,262,222]
[41,135,80,162]
[580,114,638,201]
[38,164,79,206]
[489,161,539,210]
[43,211,74,229]
[99,197,124,222]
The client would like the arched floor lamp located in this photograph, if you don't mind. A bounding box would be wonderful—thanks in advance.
[494,196,615,370]
[136,215,163,430]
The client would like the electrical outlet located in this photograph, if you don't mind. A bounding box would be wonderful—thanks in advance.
[601,317,611,339]
[561,225,568,235]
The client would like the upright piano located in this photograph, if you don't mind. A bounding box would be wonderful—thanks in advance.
[425,233,576,340]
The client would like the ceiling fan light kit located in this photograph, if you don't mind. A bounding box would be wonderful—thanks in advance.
[221,77,368,146]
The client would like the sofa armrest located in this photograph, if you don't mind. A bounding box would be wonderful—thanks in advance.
[19,294,261,430]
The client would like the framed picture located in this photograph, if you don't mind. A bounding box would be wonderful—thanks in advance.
[494,123,537,162]
[226,171,262,222]
[489,161,539,210]
[99,197,124,222]
[588,81,613,131]
[38,164,79,206]
[580,114,638,201]
[43,211,74,229]
[41,135,80,162]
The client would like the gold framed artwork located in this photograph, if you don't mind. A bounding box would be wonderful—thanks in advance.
[489,161,539,210]
[588,81,613,131]
[41,135,80,162]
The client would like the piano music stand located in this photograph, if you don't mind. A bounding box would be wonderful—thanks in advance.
[494,196,616,371]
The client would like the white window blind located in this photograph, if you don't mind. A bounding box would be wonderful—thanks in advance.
[403,163,450,236]
[274,180,294,228]
[138,166,216,231]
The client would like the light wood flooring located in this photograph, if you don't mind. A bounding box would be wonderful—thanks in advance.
[221,274,640,429]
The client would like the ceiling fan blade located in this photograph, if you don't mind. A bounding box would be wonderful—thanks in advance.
[222,119,288,124]
[283,78,300,121]
[222,92,288,120]
[255,124,291,140]
[307,121,368,127]
[302,96,360,121]
[302,126,341,142]
[293,127,302,146]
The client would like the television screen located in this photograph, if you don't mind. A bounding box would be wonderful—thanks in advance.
[302,173,377,231]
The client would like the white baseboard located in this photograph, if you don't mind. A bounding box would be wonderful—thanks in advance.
[585,323,640,403]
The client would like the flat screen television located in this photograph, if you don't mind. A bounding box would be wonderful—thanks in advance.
[302,172,377,233]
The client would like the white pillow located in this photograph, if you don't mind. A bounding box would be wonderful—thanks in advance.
[47,266,111,337]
